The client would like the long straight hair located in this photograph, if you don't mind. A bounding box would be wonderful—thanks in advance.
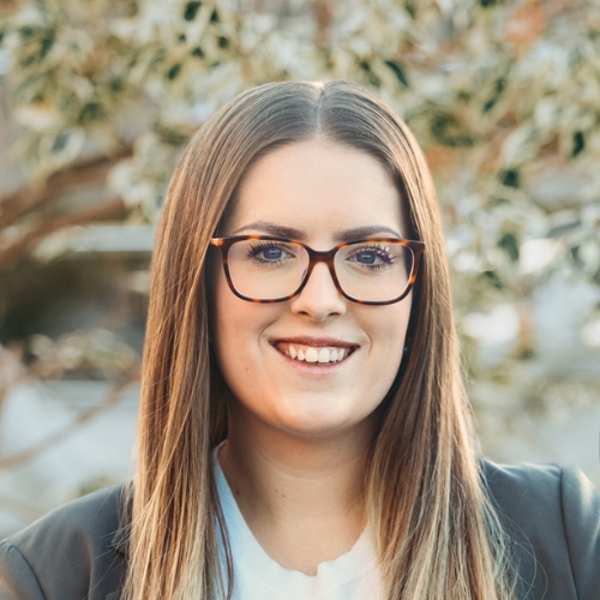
[123,80,515,600]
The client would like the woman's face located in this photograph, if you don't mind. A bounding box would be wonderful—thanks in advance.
[212,139,413,441]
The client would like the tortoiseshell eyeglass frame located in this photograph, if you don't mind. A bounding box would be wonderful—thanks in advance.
[209,235,426,306]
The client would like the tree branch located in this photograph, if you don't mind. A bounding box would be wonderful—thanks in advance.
[0,376,138,471]
[0,196,128,268]
[0,151,131,231]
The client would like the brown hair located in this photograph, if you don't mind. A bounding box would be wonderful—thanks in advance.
[123,80,514,600]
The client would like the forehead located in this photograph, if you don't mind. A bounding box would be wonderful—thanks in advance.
[224,140,406,240]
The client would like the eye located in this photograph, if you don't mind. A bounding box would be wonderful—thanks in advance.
[355,250,383,265]
[246,242,295,264]
[347,245,396,270]
[258,246,285,261]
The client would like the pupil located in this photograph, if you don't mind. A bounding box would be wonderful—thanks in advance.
[358,252,376,264]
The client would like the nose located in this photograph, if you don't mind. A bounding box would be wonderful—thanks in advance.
[289,261,347,321]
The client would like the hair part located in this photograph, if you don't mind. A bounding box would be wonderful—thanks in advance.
[123,80,515,600]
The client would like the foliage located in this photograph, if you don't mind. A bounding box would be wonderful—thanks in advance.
[1,0,599,454]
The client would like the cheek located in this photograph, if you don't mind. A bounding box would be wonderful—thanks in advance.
[212,302,252,396]
[211,272,275,377]
[213,279,246,360]
[365,301,412,370]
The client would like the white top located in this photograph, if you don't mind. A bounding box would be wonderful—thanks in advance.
[214,457,385,600]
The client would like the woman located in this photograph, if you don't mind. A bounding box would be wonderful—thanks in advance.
[0,80,598,600]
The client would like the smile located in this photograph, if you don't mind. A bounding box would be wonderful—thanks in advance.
[273,342,355,365]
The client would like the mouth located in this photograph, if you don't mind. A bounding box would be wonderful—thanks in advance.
[270,339,358,366]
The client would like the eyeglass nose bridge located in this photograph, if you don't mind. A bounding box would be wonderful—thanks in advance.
[292,246,344,300]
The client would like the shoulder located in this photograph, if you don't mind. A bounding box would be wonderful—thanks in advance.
[482,459,564,511]
[0,484,128,600]
[481,459,600,528]
[481,459,600,600]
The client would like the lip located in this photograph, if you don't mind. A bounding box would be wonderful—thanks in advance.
[269,336,359,374]
[269,336,358,349]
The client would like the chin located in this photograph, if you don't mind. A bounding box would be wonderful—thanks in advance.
[268,403,376,440]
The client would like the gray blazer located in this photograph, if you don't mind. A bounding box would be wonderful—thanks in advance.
[0,460,599,599]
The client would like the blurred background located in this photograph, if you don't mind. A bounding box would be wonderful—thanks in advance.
[1,0,599,537]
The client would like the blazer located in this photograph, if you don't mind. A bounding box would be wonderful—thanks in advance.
[0,460,599,600]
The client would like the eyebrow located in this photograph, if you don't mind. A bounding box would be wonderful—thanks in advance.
[231,221,403,242]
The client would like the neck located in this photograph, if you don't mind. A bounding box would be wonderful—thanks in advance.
[218,404,375,573]
[221,423,370,517]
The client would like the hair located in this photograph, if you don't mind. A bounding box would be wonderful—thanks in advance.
[123,80,515,600]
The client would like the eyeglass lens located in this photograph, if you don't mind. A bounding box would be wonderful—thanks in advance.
[226,239,413,302]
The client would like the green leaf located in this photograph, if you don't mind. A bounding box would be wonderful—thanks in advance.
[384,59,409,87]
[19,26,36,40]
[359,60,381,88]
[430,113,474,147]
[481,270,504,290]
[166,63,182,80]
[500,169,519,188]
[572,131,585,157]
[483,78,505,113]
[184,1,202,21]
[51,131,69,153]
[79,102,104,124]
[499,233,519,262]
[39,32,54,60]
[110,77,123,92]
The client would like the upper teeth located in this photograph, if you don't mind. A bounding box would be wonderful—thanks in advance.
[284,345,349,363]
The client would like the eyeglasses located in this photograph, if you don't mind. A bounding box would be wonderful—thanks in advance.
[210,235,425,305]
